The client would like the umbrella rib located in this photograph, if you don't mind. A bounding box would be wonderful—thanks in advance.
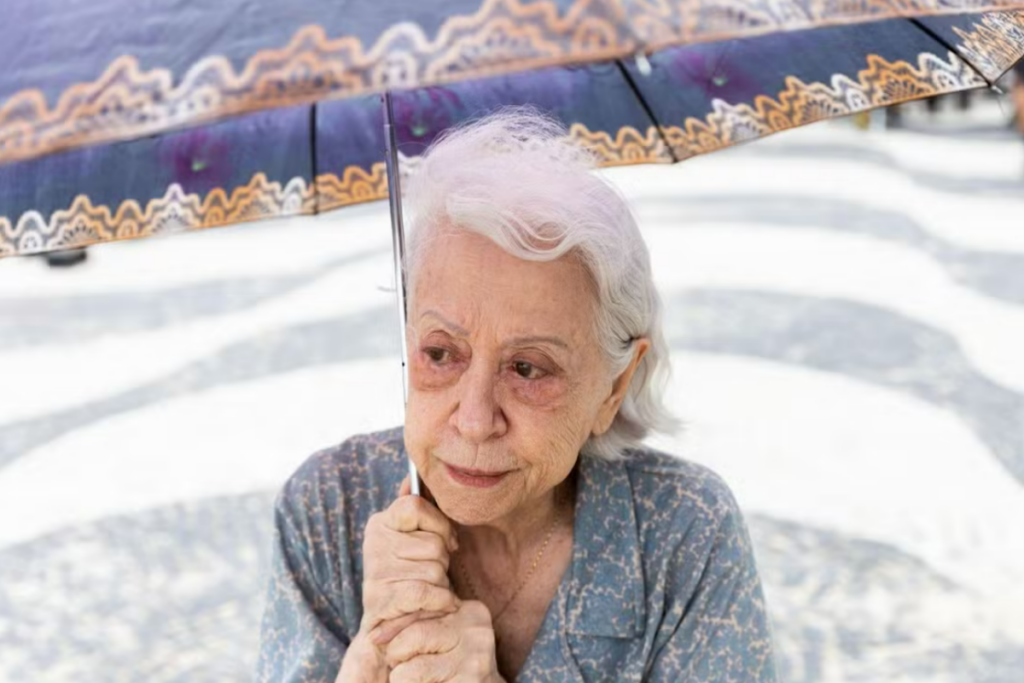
[310,104,320,215]
[908,16,994,87]
[614,59,681,164]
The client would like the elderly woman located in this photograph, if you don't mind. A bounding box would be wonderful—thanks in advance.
[255,110,777,683]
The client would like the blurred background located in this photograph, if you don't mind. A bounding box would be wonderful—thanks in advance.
[1,87,1023,682]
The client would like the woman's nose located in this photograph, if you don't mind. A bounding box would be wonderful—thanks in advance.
[450,362,506,443]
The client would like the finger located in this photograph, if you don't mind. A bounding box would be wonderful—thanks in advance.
[393,531,452,570]
[382,558,449,588]
[369,610,449,646]
[399,475,411,497]
[374,581,460,623]
[390,654,454,683]
[385,496,457,552]
[383,617,458,669]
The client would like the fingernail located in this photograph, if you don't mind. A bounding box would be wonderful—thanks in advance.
[368,627,383,644]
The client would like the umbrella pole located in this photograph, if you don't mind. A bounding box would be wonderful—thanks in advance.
[382,91,422,497]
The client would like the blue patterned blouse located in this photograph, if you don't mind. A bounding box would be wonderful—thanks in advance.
[255,427,778,682]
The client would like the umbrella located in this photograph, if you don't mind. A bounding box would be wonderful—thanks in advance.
[4,3,1024,257]
[4,1,1024,490]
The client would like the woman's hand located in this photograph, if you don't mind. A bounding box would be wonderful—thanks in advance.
[333,630,387,683]
[378,600,505,683]
[352,476,461,679]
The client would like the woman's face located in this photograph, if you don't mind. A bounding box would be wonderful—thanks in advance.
[404,230,632,525]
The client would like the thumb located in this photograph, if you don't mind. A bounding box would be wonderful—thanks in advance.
[398,475,411,497]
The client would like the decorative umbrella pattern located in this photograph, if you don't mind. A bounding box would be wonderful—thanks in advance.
[2,0,1024,257]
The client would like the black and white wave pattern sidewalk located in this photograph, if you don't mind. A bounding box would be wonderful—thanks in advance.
[0,123,1022,683]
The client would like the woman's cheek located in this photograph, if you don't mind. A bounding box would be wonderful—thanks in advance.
[507,373,568,407]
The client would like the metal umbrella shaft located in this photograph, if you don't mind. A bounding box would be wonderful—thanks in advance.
[382,91,422,497]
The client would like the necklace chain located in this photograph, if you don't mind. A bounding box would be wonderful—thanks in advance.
[453,487,566,624]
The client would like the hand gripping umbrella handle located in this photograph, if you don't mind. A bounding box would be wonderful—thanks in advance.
[382,90,422,497]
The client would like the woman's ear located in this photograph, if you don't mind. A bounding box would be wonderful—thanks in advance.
[592,338,651,436]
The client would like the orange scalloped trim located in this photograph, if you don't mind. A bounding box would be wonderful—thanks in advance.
[568,124,673,165]
[316,163,389,211]
[0,173,313,257]
[659,51,984,159]
[953,9,1024,81]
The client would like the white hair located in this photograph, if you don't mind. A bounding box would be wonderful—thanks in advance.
[404,107,680,460]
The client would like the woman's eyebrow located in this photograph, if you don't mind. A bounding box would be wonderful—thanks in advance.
[420,309,469,336]
[507,335,569,351]
[420,310,568,350]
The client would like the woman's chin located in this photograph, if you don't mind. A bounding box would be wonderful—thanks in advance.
[429,495,499,526]
[440,504,500,527]
[425,477,518,526]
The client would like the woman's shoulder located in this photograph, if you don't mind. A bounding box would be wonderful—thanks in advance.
[275,426,407,525]
[619,444,747,540]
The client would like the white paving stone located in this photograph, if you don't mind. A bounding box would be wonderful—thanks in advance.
[643,223,1024,393]
[0,255,396,423]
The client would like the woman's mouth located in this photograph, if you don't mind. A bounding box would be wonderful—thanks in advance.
[444,463,511,488]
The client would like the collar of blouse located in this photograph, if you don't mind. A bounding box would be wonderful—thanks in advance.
[563,454,645,639]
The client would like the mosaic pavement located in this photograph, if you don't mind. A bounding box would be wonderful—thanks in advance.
[1,117,1022,682]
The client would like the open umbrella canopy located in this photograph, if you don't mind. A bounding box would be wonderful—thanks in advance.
[2,0,1024,257]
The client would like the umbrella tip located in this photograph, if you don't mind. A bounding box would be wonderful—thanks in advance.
[635,51,652,77]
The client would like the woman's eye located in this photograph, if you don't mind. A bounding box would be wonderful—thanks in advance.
[425,347,451,364]
[512,361,546,380]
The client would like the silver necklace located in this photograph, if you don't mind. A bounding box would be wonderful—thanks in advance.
[453,487,567,624]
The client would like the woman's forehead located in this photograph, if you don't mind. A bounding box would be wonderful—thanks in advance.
[412,235,596,341]
[416,231,589,289]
